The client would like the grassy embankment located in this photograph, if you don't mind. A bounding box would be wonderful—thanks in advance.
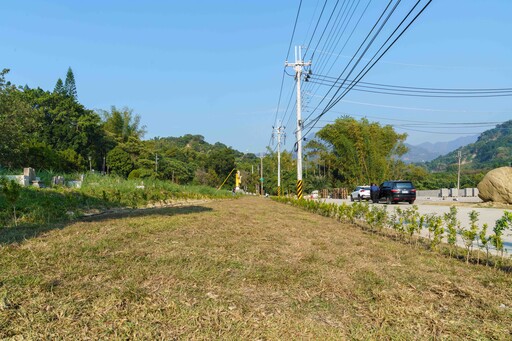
[0,196,511,339]
[0,173,233,243]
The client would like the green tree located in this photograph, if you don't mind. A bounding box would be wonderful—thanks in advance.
[205,143,237,188]
[0,69,39,168]
[107,145,135,177]
[479,223,490,265]
[64,67,77,99]
[54,78,65,95]
[307,117,407,189]
[0,68,9,88]
[18,88,106,171]
[444,206,459,257]
[100,106,146,143]
[490,212,512,264]
[261,150,297,195]
[158,158,194,183]
[461,211,479,263]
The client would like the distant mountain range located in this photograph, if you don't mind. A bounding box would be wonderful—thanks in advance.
[402,135,479,163]
[425,120,512,171]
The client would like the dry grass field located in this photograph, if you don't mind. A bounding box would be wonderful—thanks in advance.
[1,196,511,339]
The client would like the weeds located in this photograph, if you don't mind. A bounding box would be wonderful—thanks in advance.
[0,173,233,231]
[0,178,22,226]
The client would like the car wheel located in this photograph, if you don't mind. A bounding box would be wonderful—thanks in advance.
[386,195,392,205]
[358,195,361,202]
[350,195,354,202]
[409,200,415,205]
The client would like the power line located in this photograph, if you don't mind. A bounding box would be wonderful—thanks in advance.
[308,118,508,136]
[305,96,512,114]
[323,0,426,114]
[269,0,304,150]
[305,49,512,70]
[308,0,363,81]
[395,126,510,135]
[281,82,297,132]
[307,79,512,97]
[302,0,329,60]
[310,73,512,92]
[301,0,373,121]
[271,69,286,134]
[307,125,496,135]
[304,0,434,136]
[302,0,396,125]
[301,0,360,105]
[286,0,304,62]
[315,115,504,126]
[308,0,342,62]
[302,0,322,48]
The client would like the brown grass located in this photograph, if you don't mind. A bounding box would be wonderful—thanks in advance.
[0,196,511,339]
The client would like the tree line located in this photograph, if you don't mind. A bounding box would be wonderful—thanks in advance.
[0,68,262,189]
[2,68,485,193]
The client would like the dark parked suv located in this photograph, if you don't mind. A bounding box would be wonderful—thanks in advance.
[379,180,416,204]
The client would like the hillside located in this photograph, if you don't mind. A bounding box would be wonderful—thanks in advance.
[402,135,478,163]
[426,120,512,171]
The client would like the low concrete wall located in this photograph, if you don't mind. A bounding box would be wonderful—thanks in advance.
[417,188,479,198]
[417,190,440,197]
[3,175,30,186]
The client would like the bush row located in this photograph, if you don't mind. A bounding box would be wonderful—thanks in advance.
[273,196,512,268]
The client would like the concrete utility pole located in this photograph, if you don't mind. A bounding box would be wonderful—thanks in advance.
[155,154,159,173]
[286,46,311,199]
[260,154,264,196]
[456,150,462,197]
[273,123,285,196]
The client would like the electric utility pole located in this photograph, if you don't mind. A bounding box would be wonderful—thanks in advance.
[273,123,285,196]
[155,154,159,173]
[286,46,311,199]
[260,154,264,196]
[456,150,462,197]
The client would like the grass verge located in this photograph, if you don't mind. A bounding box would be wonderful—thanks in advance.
[0,196,511,339]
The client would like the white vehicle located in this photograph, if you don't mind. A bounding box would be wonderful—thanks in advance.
[350,186,371,202]
[310,190,319,199]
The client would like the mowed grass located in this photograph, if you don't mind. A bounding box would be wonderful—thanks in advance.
[0,197,511,339]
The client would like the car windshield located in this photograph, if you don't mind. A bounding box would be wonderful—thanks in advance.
[396,182,413,189]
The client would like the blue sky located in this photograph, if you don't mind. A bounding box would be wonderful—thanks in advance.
[2,0,511,154]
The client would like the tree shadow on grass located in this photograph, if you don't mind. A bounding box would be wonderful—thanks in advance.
[79,204,213,222]
[0,204,213,245]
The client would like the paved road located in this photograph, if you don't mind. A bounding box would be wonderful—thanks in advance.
[321,197,512,254]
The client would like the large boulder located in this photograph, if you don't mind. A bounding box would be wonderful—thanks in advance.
[477,167,512,204]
